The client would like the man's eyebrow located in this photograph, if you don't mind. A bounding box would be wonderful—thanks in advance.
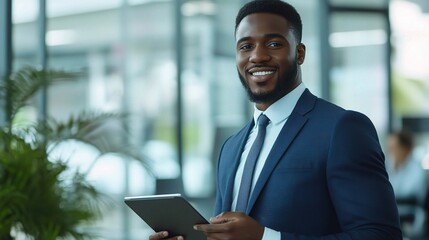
[236,36,251,45]
[264,33,287,40]
[236,33,286,45]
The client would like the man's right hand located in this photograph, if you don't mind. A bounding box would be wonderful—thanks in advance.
[149,231,184,240]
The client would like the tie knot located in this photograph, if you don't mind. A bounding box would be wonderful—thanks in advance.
[258,114,270,128]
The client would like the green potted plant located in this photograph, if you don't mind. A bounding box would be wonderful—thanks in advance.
[0,67,147,239]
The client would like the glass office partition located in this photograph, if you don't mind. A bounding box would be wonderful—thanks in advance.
[45,1,176,238]
[330,12,389,134]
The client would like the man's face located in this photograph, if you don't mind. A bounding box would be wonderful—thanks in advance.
[388,135,409,164]
[235,13,305,109]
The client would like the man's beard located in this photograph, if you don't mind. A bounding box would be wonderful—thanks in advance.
[238,61,298,104]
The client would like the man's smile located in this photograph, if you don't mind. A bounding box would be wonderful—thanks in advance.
[251,71,275,76]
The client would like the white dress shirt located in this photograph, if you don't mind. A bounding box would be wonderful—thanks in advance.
[231,83,306,239]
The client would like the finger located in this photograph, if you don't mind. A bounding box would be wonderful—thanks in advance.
[210,217,232,224]
[149,231,168,240]
[209,212,224,222]
[194,222,231,233]
[209,212,236,224]
[211,212,242,224]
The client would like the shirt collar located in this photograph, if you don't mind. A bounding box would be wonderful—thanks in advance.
[253,83,306,126]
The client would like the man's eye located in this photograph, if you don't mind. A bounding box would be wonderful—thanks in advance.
[239,44,252,50]
[268,42,282,47]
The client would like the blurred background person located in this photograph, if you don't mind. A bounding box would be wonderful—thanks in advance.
[386,128,428,239]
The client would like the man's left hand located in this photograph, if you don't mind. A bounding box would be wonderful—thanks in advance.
[193,212,264,240]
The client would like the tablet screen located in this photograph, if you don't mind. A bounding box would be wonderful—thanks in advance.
[124,193,209,240]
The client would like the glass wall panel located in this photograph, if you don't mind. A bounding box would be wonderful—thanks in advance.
[13,0,39,69]
[45,0,175,238]
[181,6,216,200]
[330,12,389,134]
[179,1,244,219]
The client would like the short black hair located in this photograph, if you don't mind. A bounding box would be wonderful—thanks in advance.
[235,0,303,42]
[392,129,414,149]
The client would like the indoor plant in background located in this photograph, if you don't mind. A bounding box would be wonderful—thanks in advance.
[0,67,147,239]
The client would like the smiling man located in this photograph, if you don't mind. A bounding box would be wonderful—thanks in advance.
[149,1,402,239]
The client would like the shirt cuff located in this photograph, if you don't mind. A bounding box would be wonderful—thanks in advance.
[262,227,281,240]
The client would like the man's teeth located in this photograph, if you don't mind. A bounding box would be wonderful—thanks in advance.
[252,71,274,76]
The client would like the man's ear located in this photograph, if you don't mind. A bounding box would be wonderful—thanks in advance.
[297,43,306,65]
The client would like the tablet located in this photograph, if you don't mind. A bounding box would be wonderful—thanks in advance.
[124,193,209,240]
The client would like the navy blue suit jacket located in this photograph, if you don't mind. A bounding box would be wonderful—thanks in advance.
[214,89,402,239]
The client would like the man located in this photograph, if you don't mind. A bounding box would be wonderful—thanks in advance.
[150,0,402,239]
[387,129,427,238]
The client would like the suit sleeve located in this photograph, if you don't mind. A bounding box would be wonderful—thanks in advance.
[282,111,402,240]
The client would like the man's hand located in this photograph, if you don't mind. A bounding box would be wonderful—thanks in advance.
[149,231,183,240]
[193,212,264,240]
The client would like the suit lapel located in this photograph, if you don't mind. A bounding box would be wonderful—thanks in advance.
[222,121,254,212]
[246,89,317,213]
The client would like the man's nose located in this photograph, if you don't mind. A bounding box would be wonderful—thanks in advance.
[249,46,271,63]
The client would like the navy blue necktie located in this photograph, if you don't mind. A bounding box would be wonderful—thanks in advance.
[235,114,270,212]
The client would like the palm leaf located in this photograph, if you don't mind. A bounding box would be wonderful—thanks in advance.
[0,67,150,239]
[0,66,76,124]
[39,111,151,171]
